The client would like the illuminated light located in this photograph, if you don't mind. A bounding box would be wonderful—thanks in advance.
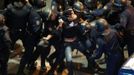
[90,21,96,27]
[103,6,108,10]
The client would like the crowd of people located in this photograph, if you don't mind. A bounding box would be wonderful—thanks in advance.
[0,0,134,75]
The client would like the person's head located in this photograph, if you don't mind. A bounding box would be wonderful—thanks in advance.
[0,14,5,26]
[65,8,77,21]
[50,11,58,21]
[73,1,84,13]
[42,8,52,20]
[96,18,110,36]
[112,0,128,12]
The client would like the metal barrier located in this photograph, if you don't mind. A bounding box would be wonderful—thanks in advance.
[119,54,134,75]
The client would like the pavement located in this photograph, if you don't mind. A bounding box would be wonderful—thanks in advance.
[8,48,106,75]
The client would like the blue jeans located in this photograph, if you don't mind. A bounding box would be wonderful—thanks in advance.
[64,40,87,62]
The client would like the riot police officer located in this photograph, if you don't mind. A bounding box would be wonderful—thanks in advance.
[113,0,134,56]
[3,0,42,74]
[90,18,124,75]
[28,1,63,74]
[0,14,11,75]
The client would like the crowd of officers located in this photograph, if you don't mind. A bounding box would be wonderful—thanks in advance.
[0,0,134,75]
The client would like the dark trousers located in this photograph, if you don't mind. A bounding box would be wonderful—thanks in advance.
[0,49,10,75]
[29,39,61,69]
[29,43,50,68]
[10,31,35,74]
[106,52,124,75]
[123,34,134,56]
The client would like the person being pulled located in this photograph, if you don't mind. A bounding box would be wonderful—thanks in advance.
[48,7,97,75]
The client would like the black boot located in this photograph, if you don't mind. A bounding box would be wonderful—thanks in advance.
[57,61,65,73]
[27,62,37,74]
[47,69,55,75]
[40,64,47,73]
[87,59,96,74]
[39,66,47,75]
[87,60,105,74]
[66,62,74,75]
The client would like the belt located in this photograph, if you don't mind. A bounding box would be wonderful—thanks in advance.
[64,37,77,43]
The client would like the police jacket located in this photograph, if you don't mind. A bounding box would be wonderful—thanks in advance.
[4,3,42,34]
[3,3,32,31]
[120,5,134,32]
[93,29,122,59]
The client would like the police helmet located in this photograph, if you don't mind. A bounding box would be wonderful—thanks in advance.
[42,8,52,20]
[29,0,46,8]
[73,1,84,12]
[113,0,127,9]
[64,8,73,17]
[95,18,109,34]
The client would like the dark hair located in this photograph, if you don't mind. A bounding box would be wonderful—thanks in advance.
[64,8,73,17]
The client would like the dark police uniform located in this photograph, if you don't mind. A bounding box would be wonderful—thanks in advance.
[120,5,134,56]
[28,6,62,74]
[91,23,124,75]
[3,1,42,75]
